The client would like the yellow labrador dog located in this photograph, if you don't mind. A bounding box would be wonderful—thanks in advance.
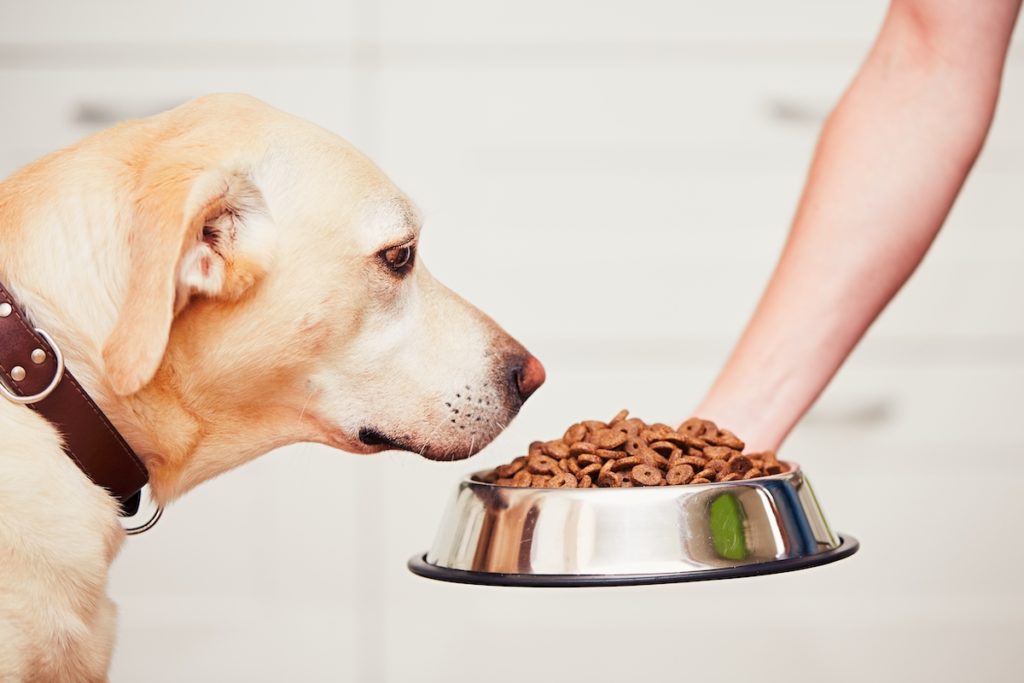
[0,94,544,682]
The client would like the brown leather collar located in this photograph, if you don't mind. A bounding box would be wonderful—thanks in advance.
[0,281,149,516]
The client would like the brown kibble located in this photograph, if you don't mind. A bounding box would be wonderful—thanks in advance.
[611,456,642,471]
[706,459,728,474]
[667,450,688,468]
[698,419,719,434]
[563,423,588,445]
[704,446,734,461]
[635,446,669,469]
[569,442,596,456]
[728,455,753,475]
[623,436,644,455]
[611,418,645,437]
[496,456,527,478]
[704,429,745,451]
[591,429,628,450]
[631,464,664,486]
[487,414,783,488]
[542,440,570,458]
[666,464,695,485]
[548,472,578,488]
[679,418,718,436]
[648,440,677,456]
[477,469,499,483]
[677,417,706,436]
[678,435,709,450]
[657,433,691,448]
[528,454,561,475]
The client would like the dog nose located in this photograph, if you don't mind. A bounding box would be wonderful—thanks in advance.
[513,355,546,402]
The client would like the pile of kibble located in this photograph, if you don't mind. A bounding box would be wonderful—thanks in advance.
[478,411,786,488]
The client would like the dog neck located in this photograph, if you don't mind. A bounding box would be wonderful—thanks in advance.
[0,155,253,504]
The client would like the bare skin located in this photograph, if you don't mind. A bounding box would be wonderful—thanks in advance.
[693,0,1022,451]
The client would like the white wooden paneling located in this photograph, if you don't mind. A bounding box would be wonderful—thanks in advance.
[375,0,891,45]
[0,1,357,44]
[370,59,1024,341]
[108,444,365,682]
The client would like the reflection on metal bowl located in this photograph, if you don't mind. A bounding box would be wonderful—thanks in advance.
[409,463,858,587]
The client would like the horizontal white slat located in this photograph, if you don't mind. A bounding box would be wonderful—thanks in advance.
[374,0,890,45]
[0,1,357,44]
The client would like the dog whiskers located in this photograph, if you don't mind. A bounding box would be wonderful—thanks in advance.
[419,414,451,458]
[296,387,315,426]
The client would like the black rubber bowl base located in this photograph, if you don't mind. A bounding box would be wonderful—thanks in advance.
[408,534,858,587]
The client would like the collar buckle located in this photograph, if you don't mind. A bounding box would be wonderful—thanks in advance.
[0,327,65,405]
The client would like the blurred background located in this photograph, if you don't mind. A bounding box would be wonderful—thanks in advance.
[2,1,1023,681]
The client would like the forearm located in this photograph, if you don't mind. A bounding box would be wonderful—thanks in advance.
[694,1,1020,451]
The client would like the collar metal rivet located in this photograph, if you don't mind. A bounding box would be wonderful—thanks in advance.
[0,303,11,317]
[10,366,26,382]
[31,349,46,364]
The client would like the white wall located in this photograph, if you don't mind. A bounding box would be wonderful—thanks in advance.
[2,1,1023,681]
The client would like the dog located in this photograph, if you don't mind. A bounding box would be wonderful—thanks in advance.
[0,94,544,682]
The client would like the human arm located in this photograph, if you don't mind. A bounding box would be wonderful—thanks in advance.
[693,0,1022,451]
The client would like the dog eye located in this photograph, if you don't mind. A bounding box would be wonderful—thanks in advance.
[381,243,416,274]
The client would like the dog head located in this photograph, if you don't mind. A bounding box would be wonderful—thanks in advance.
[82,94,544,496]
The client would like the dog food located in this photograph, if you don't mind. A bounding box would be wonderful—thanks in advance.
[479,411,786,488]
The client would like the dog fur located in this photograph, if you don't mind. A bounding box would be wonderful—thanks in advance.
[0,94,541,682]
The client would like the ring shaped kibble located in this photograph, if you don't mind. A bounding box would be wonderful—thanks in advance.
[484,411,788,488]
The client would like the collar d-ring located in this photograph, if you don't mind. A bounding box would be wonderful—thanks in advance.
[123,486,164,535]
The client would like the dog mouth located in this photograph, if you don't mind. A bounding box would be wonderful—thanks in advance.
[356,426,486,462]
[357,427,410,451]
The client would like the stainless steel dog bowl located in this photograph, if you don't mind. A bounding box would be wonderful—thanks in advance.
[409,463,857,586]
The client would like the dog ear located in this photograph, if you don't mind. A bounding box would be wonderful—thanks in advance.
[102,164,274,396]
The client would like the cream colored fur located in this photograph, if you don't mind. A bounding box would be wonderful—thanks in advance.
[0,94,537,682]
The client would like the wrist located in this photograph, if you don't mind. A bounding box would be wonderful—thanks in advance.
[692,372,803,453]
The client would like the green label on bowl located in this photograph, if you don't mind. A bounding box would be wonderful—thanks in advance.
[709,493,748,561]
